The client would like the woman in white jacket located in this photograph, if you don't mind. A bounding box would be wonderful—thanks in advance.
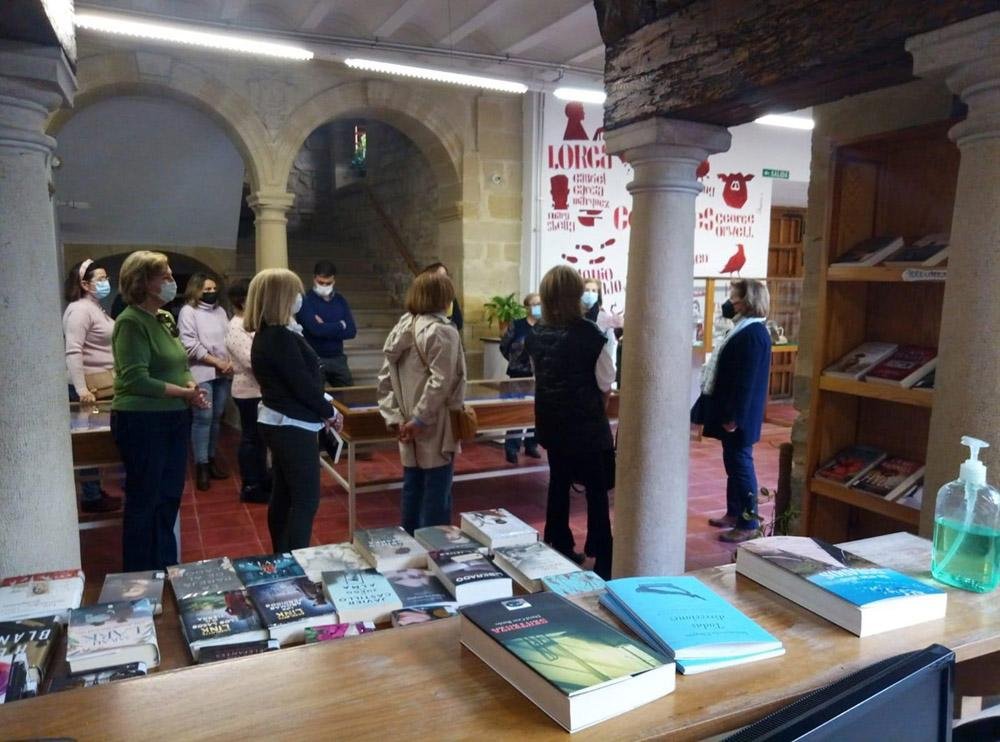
[377,271,467,534]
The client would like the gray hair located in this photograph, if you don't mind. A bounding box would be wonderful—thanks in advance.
[732,279,770,318]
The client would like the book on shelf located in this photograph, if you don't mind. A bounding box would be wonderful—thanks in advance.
[460,592,675,733]
[197,639,279,663]
[883,233,949,267]
[391,605,459,627]
[822,342,897,380]
[428,549,513,606]
[383,568,456,610]
[0,616,61,691]
[414,525,488,555]
[0,569,85,623]
[850,457,926,501]
[232,553,306,588]
[177,589,269,661]
[460,508,538,552]
[599,576,784,675]
[66,599,159,674]
[911,368,936,390]
[321,569,402,624]
[167,557,244,600]
[292,543,370,583]
[353,527,428,572]
[831,235,904,267]
[246,576,337,647]
[98,571,166,615]
[865,345,938,388]
[735,536,947,637]
[896,481,924,510]
[541,571,607,599]
[48,661,148,692]
[303,622,376,643]
[814,445,887,486]
[492,542,582,593]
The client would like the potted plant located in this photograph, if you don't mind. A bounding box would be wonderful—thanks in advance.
[483,293,527,335]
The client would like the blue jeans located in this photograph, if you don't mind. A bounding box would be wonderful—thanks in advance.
[69,385,102,501]
[111,409,190,571]
[401,462,454,534]
[191,377,232,464]
[722,436,760,530]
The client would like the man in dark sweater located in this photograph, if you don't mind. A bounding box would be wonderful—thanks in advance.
[296,260,358,388]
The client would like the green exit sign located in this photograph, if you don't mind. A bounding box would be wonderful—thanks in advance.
[763,168,790,179]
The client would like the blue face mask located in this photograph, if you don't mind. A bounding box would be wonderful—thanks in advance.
[157,279,178,305]
[92,280,111,300]
[530,305,542,319]
[582,290,599,309]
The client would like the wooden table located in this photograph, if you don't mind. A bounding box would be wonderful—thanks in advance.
[324,380,619,534]
[2,533,997,741]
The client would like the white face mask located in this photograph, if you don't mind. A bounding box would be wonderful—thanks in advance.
[291,293,304,316]
[92,280,111,300]
[157,279,177,305]
[582,290,599,309]
[313,283,334,298]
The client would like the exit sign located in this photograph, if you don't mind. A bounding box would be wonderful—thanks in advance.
[763,168,789,179]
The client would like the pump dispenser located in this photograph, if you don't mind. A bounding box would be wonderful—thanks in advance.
[931,436,1000,592]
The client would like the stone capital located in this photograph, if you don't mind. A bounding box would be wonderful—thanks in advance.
[247,190,295,217]
[0,42,77,155]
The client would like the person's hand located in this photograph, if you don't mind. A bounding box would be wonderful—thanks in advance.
[186,385,210,410]
[398,421,425,442]
[219,360,234,375]
[79,390,97,404]
[722,421,737,433]
[314,315,324,324]
[326,411,343,433]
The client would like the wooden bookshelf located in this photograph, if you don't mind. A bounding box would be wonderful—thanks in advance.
[803,120,958,543]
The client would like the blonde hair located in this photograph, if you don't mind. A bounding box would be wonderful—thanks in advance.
[119,251,169,305]
[405,271,455,315]
[243,269,304,332]
[539,265,584,326]
[731,279,770,318]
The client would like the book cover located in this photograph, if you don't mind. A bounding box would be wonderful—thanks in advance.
[66,599,159,672]
[292,543,369,583]
[460,508,538,549]
[353,527,428,572]
[429,549,507,588]
[832,235,904,266]
[303,622,376,643]
[247,577,336,627]
[814,445,887,485]
[383,568,455,609]
[865,346,937,387]
[167,558,243,600]
[391,605,459,627]
[850,457,926,500]
[493,542,581,591]
[0,616,61,687]
[0,569,85,623]
[233,553,306,588]
[322,569,402,623]
[822,342,898,380]
[98,571,166,615]
[177,590,266,645]
[196,639,279,663]
[896,481,924,510]
[884,233,949,266]
[541,571,607,598]
[414,525,487,555]
[48,662,148,692]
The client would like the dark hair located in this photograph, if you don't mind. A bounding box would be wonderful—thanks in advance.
[184,272,221,306]
[422,262,449,276]
[314,260,337,278]
[228,277,251,312]
[406,272,455,315]
[539,265,584,326]
[64,259,108,303]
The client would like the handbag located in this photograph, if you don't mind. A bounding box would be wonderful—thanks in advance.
[84,369,116,400]
[412,322,476,443]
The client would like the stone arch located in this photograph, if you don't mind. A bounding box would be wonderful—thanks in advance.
[47,52,274,191]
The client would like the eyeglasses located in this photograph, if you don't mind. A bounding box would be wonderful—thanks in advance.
[157,312,180,338]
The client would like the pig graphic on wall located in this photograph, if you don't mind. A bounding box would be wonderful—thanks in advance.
[717,172,754,209]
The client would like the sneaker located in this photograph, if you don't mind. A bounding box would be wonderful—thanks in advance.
[81,495,122,513]
[718,528,760,543]
[708,514,739,528]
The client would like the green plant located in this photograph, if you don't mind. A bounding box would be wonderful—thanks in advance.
[743,486,800,538]
[483,293,527,328]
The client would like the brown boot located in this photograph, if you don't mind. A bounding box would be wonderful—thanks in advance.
[208,458,228,479]
[196,463,211,491]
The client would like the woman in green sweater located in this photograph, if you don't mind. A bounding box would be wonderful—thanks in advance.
[112,251,209,571]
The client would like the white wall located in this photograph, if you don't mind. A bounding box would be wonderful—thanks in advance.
[54,96,245,248]
[728,119,812,207]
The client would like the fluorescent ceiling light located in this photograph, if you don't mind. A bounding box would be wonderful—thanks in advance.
[553,87,606,104]
[74,11,313,60]
[755,114,814,130]
[344,58,527,94]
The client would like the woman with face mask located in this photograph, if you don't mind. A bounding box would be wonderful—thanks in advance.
[582,279,624,382]
[111,251,209,571]
[499,292,542,463]
[62,258,121,513]
[178,273,234,491]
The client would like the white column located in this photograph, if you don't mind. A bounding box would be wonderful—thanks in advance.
[248,190,294,270]
[907,12,1000,534]
[0,43,79,575]
[604,119,731,576]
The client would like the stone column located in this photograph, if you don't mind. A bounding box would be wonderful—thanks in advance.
[0,42,79,576]
[907,12,1000,535]
[248,190,294,270]
[604,119,731,576]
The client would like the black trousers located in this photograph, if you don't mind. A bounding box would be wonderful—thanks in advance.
[319,354,353,388]
[259,423,320,552]
[234,397,268,491]
[544,448,613,578]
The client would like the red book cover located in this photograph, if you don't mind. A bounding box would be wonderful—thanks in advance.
[866,346,937,386]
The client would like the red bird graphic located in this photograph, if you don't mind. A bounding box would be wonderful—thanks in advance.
[720,244,746,276]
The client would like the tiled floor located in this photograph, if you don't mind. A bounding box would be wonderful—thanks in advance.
[81,401,795,580]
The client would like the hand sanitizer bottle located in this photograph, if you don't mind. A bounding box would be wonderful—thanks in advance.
[931,436,1000,592]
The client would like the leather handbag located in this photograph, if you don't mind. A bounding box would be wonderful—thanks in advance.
[84,369,116,400]
[450,405,479,443]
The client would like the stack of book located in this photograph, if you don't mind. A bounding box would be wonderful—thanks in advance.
[98,571,166,615]
[414,525,488,555]
[292,543,370,583]
[492,542,581,592]
[0,616,60,701]
[822,342,937,388]
[353,528,428,572]
[815,445,925,502]
[66,599,160,674]
[428,549,512,606]
[831,234,948,268]
[321,569,402,624]
[460,509,538,553]
[0,570,85,623]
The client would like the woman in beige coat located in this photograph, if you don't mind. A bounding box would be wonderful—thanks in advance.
[378,271,467,533]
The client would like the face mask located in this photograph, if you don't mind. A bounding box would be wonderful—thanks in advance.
[201,291,218,305]
[530,305,542,319]
[291,293,304,316]
[721,299,737,320]
[314,284,334,298]
[92,280,111,300]
[582,290,599,309]
[157,279,177,305]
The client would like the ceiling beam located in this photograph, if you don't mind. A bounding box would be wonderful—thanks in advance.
[438,0,516,46]
[502,4,597,56]
[300,0,331,32]
[565,43,604,66]
[373,0,425,39]
[220,0,249,22]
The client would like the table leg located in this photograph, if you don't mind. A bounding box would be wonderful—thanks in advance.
[348,440,357,535]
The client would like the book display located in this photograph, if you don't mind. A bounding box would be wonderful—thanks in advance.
[850,457,925,501]
[353,527,428,572]
[98,571,166,615]
[413,525,487,555]
[0,571,85,623]
[321,569,402,624]
[0,617,61,693]
[176,590,268,661]
[492,542,582,592]
[428,549,513,605]
[291,543,369,583]
[232,553,306,588]
[382,568,455,610]
[804,120,958,541]
[247,576,337,646]
[66,599,159,674]
[460,508,538,551]
[167,558,243,600]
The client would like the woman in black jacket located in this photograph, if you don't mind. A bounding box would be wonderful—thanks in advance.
[244,269,343,552]
[499,292,542,463]
[527,266,616,578]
